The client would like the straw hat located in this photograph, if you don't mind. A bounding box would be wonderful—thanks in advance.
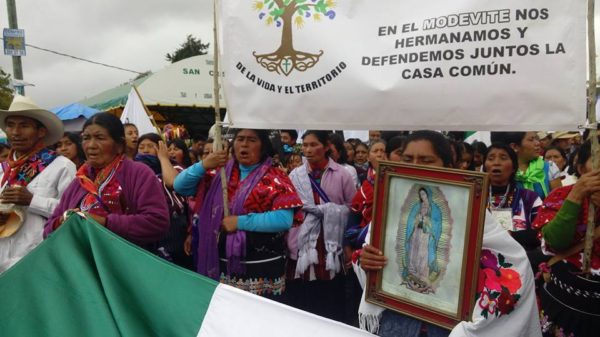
[551,131,579,140]
[537,131,550,140]
[0,203,26,238]
[0,95,64,146]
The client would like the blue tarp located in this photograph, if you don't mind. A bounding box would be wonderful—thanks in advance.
[50,103,99,121]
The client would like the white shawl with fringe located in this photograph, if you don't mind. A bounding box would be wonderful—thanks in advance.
[290,164,349,280]
[355,212,542,337]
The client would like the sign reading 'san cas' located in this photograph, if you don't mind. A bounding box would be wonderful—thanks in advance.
[3,28,25,56]
[219,0,586,131]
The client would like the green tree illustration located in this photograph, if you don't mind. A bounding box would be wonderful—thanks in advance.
[252,0,338,76]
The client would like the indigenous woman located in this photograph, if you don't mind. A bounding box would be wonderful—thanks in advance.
[285,152,303,173]
[329,133,359,188]
[56,132,86,168]
[354,142,369,185]
[173,129,302,299]
[349,139,390,236]
[472,141,488,171]
[483,143,543,270]
[533,141,600,337]
[344,141,356,165]
[167,139,192,169]
[346,136,404,327]
[44,113,170,249]
[544,146,576,186]
[492,132,562,199]
[457,142,475,171]
[287,130,357,322]
[123,123,139,160]
[357,131,541,337]
[136,133,189,267]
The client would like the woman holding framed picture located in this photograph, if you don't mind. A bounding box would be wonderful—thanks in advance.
[356,131,541,337]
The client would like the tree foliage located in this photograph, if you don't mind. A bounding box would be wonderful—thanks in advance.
[0,68,14,110]
[254,0,337,28]
[252,0,338,75]
[165,35,210,63]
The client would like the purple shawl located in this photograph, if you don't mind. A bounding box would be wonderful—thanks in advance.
[196,158,273,280]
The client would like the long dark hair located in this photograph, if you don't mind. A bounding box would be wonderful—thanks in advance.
[329,133,348,164]
[404,130,453,167]
[82,112,126,147]
[168,138,193,168]
[232,129,275,163]
[386,136,405,156]
[62,132,86,164]
[490,132,527,147]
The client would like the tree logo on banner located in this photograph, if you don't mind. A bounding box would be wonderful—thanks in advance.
[252,0,337,76]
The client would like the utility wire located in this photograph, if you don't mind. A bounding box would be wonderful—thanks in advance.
[0,37,145,75]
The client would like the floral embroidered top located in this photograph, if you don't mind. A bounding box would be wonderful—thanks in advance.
[476,249,523,319]
[532,185,600,275]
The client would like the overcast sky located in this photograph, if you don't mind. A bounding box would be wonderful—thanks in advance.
[0,2,598,109]
[0,0,213,108]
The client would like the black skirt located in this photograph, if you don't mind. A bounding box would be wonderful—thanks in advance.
[218,231,287,298]
[539,261,600,337]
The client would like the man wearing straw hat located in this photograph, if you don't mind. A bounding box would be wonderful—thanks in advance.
[0,96,76,272]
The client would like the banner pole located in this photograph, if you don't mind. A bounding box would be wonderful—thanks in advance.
[583,0,598,275]
[213,0,229,217]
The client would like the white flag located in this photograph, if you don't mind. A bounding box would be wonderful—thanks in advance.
[121,88,159,136]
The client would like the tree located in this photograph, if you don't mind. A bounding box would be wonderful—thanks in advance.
[252,0,338,76]
[0,68,14,110]
[165,35,210,63]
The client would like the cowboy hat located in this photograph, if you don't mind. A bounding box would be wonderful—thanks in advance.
[551,131,579,140]
[0,95,64,146]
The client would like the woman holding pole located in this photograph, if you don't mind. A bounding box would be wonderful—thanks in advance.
[533,140,600,337]
[173,129,303,299]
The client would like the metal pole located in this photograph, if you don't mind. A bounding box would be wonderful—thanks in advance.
[6,0,24,95]
[584,0,598,274]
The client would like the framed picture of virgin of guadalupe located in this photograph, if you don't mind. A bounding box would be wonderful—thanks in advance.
[366,161,489,329]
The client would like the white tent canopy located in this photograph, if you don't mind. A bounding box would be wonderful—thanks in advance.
[137,55,226,108]
[80,55,227,111]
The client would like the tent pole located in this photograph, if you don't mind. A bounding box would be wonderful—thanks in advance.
[584,0,598,275]
[213,0,229,217]
[132,85,162,137]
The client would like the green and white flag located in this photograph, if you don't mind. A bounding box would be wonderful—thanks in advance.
[0,215,371,337]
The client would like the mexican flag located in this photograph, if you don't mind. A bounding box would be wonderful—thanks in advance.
[0,215,371,337]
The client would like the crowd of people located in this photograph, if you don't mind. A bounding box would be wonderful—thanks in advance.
[0,95,597,337]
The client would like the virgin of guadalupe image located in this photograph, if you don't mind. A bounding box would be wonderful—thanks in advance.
[396,185,452,294]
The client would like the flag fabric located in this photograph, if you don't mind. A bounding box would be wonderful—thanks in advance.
[121,87,159,136]
[464,131,491,145]
[0,215,372,337]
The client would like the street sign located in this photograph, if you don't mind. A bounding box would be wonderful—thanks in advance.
[3,28,26,56]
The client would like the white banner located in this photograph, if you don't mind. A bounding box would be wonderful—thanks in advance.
[219,0,586,131]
